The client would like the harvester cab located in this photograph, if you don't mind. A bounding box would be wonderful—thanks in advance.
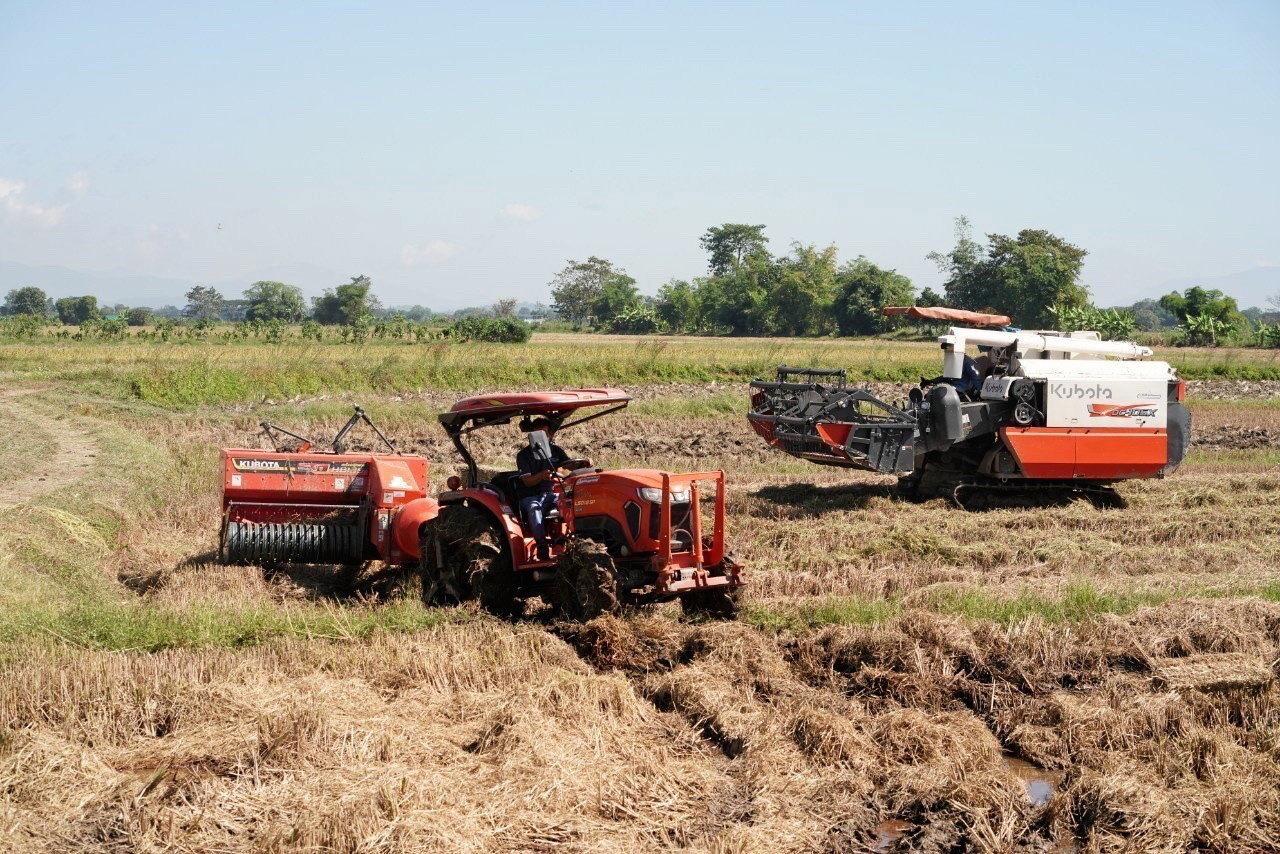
[748,307,1193,502]
[219,407,438,569]
[427,389,744,619]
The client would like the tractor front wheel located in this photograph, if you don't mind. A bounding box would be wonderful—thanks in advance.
[556,539,620,621]
[680,583,742,620]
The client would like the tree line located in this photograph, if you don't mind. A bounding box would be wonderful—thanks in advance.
[548,218,1280,346]
[549,218,1093,336]
[0,276,537,343]
[5,218,1278,347]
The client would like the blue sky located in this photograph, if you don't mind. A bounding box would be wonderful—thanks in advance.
[1,1,1277,309]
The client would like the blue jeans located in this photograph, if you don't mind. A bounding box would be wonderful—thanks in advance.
[519,492,559,542]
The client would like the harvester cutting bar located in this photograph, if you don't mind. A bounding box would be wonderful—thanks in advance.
[748,368,917,473]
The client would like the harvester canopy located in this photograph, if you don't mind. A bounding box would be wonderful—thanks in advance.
[881,305,1013,327]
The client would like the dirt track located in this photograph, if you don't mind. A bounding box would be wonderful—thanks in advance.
[0,390,101,511]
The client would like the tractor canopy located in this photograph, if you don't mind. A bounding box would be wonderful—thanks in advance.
[439,389,632,435]
[882,305,1013,328]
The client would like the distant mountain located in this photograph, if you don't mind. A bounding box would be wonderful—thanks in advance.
[0,261,194,307]
[0,260,349,308]
[1157,266,1280,310]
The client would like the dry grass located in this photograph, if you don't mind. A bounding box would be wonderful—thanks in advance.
[2,359,1279,850]
[8,602,1279,851]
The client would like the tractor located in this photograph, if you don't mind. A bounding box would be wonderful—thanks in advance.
[422,389,744,619]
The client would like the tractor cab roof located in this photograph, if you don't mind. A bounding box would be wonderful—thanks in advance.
[882,305,1013,328]
[439,388,632,435]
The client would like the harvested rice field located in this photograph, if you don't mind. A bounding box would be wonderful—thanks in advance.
[2,335,1279,852]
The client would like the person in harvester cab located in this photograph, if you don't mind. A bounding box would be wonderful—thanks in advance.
[516,417,590,560]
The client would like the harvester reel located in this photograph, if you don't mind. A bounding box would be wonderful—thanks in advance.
[556,539,620,621]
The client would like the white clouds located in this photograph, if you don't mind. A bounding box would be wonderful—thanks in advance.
[0,178,66,227]
[401,239,461,267]
[66,171,91,194]
[499,202,541,222]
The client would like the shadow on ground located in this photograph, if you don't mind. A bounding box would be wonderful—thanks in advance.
[751,480,901,517]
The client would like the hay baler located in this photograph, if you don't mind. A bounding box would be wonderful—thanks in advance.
[747,307,1192,500]
[219,408,438,567]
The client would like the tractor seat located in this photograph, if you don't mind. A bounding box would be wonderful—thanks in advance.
[487,470,525,506]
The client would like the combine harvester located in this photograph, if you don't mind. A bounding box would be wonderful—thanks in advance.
[219,397,744,618]
[747,307,1192,504]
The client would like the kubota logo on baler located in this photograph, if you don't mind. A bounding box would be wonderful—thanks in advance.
[1088,403,1158,418]
[231,458,366,475]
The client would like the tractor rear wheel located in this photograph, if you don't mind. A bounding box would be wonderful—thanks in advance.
[420,504,502,607]
[556,539,620,621]
[680,582,743,620]
[466,540,520,619]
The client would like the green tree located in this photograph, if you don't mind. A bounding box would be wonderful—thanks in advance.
[833,257,915,335]
[125,307,152,326]
[655,279,702,332]
[244,281,306,323]
[2,286,49,317]
[183,285,225,321]
[929,217,1088,327]
[55,295,99,325]
[926,216,983,310]
[549,257,637,327]
[699,260,772,335]
[594,276,643,324]
[1158,286,1244,329]
[1159,286,1247,345]
[700,224,769,276]
[312,275,380,325]
[916,286,947,308]
[769,243,840,335]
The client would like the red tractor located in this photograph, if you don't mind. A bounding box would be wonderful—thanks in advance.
[217,397,745,620]
[424,389,744,619]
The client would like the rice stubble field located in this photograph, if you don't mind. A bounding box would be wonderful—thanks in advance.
[2,334,1279,852]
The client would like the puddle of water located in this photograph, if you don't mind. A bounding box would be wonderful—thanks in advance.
[873,819,911,851]
[1003,755,1064,807]
[872,759,1066,851]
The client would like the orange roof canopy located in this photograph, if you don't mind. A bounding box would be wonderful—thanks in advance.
[882,306,1012,327]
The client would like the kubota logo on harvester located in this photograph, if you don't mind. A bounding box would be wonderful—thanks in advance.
[1050,383,1113,399]
[1088,403,1158,418]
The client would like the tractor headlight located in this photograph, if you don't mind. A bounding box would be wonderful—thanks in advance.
[638,486,691,503]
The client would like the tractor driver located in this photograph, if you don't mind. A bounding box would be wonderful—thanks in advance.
[516,417,589,560]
